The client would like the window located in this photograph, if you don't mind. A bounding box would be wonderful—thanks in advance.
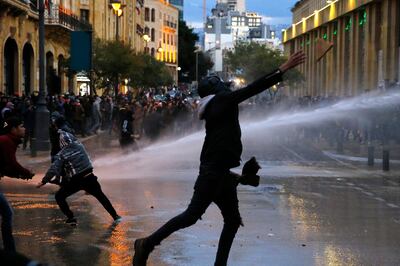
[151,8,155,22]
[80,9,89,23]
[151,28,155,42]
[145,27,149,35]
[145,8,150,21]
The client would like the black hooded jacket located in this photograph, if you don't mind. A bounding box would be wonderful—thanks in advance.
[199,69,283,169]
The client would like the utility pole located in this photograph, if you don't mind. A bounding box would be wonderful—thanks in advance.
[33,0,50,153]
[203,0,206,25]
[116,13,120,41]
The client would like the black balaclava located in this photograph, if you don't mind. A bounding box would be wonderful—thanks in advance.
[198,75,232,98]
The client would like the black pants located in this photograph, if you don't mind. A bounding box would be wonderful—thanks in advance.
[147,166,242,266]
[55,173,118,219]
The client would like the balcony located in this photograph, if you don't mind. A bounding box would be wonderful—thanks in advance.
[164,20,177,29]
[45,4,92,31]
[0,0,38,18]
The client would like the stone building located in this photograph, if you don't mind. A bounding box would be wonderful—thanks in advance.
[0,0,146,96]
[283,0,400,97]
[144,0,179,83]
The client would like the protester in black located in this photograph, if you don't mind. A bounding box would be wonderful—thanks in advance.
[118,103,135,148]
[132,51,306,266]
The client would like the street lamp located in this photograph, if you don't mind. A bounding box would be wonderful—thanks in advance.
[110,1,121,12]
[143,34,150,53]
[33,0,50,153]
[110,0,125,41]
[194,46,202,85]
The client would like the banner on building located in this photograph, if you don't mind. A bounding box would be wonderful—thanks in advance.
[70,31,92,72]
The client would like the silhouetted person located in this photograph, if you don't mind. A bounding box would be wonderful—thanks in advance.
[132,51,306,265]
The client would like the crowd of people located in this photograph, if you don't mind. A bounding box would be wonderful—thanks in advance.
[2,86,400,153]
[0,88,202,150]
[0,86,400,154]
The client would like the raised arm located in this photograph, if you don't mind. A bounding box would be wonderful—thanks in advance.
[228,50,306,104]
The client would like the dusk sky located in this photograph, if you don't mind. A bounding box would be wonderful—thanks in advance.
[184,0,298,28]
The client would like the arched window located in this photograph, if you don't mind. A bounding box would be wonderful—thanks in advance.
[151,8,155,22]
[145,8,150,21]
[4,38,19,95]
[151,28,155,42]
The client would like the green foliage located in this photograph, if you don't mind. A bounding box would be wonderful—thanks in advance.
[136,54,174,88]
[92,39,173,94]
[93,39,135,89]
[225,42,303,86]
[178,20,213,82]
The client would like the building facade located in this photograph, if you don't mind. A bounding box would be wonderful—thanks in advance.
[169,0,183,20]
[217,0,246,13]
[0,0,93,96]
[85,0,145,51]
[144,0,179,83]
[1,0,146,96]
[205,2,279,77]
[283,0,400,97]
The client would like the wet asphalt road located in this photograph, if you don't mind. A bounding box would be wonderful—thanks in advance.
[1,136,400,266]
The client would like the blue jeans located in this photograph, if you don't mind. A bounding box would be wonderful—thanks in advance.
[0,193,16,252]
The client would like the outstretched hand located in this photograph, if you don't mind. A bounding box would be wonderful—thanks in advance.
[36,182,45,188]
[279,50,306,73]
[22,172,35,180]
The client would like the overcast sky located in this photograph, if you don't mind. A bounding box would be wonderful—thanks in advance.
[184,0,298,28]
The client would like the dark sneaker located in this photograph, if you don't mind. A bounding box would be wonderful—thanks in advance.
[132,238,153,266]
[65,217,77,226]
[113,215,122,224]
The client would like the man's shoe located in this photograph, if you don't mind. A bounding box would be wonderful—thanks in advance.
[65,217,77,226]
[132,238,153,266]
[113,215,122,224]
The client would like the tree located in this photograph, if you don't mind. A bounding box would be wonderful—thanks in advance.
[93,39,139,96]
[225,42,303,87]
[135,54,174,88]
[178,20,213,83]
[93,39,174,95]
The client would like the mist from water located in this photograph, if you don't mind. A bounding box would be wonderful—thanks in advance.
[94,90,400,179]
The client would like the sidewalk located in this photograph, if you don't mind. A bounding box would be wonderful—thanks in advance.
[309,139,400,176]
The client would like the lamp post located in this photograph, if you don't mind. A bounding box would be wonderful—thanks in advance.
[109,1,124,97]
[194,46,202,86]
[196,51,199,84]
[143,34,150,53]
[157,44,163,61]
[33,0,50,154]
[110,0,124,41]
